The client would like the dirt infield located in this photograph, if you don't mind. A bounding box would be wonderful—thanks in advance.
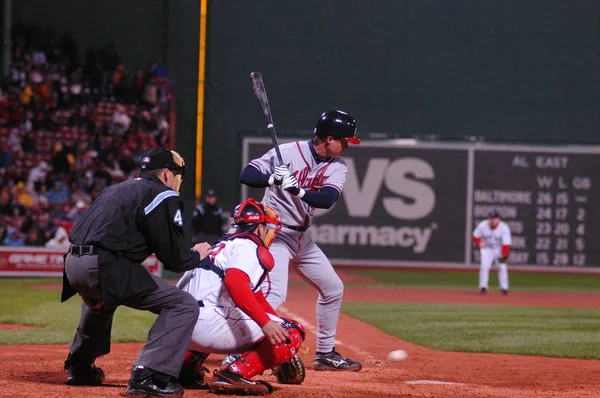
[0,324,37,331]
[2,271,600,397]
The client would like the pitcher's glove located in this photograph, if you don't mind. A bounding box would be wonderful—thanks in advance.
[498,255,509,264]
[273,355,305,385]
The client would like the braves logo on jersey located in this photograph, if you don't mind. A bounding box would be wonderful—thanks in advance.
[293,164,330,191]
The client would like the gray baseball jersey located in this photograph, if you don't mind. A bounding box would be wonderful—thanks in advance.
[248,140,347,226]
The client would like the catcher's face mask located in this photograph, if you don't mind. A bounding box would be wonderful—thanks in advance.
[169,150,187,194]
[261,203,281,247]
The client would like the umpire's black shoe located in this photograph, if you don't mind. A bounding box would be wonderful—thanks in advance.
[124,366,184,397]
[313,349,362,371]
[64,354,105,386]
[66,364,105,386]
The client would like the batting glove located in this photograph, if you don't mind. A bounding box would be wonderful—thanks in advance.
[268,165,291,186]
[281,175,305,198]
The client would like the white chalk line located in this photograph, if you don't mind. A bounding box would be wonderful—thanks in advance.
[405,380,466,386]
[278,306,383,365]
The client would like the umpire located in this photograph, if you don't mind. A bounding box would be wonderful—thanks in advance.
[61,147,212,398]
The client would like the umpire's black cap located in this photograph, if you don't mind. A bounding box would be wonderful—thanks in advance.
[488,210,501,218]
[140,147,178,171]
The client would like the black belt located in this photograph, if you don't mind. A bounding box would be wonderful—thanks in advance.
[284,225,310,232]
[197,300,204,308]
[69,245,98,256]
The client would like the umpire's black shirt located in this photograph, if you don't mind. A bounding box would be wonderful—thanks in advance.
[65,174,202,307]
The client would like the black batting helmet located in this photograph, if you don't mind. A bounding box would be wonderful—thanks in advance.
[313,110,360,144]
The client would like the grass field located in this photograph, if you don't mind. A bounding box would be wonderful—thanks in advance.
[346,269,600,292]
[342,302,600,359]
[0,278,156,345]
[2,271,600,359]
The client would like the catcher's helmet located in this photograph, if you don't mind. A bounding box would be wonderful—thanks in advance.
[314,110,360,144]
[231,198,282,246]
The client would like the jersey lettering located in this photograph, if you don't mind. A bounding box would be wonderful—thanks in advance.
[210,242,226,262]
[293,164,330,191]
[173,209,183,226]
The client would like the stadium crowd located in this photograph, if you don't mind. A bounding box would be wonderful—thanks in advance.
[0,21,174,248]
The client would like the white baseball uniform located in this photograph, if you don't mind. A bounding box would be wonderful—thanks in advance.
[472,220,512,291]
[248,140,347,353]
[178,237,283,354]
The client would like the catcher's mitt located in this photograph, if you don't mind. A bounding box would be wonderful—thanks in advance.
[273,355,305,385]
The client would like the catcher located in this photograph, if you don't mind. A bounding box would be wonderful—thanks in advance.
[176,198,306,395]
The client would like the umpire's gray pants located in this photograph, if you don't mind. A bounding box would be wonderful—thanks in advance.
[65,253,199,377]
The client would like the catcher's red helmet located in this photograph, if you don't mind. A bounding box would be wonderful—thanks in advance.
[231,198,281,246]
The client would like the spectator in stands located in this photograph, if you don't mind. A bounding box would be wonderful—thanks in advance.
[109,105,131,136]
[66,200,88,223]
[7,128,22,153]
[0,188,16,216]
[102,152,125,179]
[49,203,68,220]
[68,106,89,128]
[132,69,145,103]
[20,213,40,234]
[21,131,36,153]
[33,183,50,208]
[51,143,72,174]
[0,139,11,167]
[47,181,70,205]
[13,181,34,208]
[0,219,9,242]
[40,224,55,244]
[4,227,25,246]
[20,83,33,106]
[45,226,70,250]
[24,227,43,246]
[144,78,158,105]
[32,110,55,131]
[27,161,51,191]
[70,184,92,206]
[150,57,167,79]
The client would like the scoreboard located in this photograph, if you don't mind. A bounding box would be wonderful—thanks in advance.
[472,149,599,267]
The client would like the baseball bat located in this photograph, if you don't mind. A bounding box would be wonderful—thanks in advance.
[250,71,284,165]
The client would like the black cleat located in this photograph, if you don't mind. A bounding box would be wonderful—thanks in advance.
[66,363,105,386]
[313,349,362,371]
[64,354,105,386]
[124,366,184,397]
[209,368,273,396]
[480,287,487,294]
[501,289,508,295]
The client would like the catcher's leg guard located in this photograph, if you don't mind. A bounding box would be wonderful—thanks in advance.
[179,350,209,389]
[230,327,303,379]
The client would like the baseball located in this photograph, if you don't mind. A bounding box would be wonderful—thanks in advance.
[387,349,408,361]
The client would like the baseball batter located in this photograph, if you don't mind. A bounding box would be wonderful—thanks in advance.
[239,110,362,371]
[472,210,512,294]
[177,198,306,395]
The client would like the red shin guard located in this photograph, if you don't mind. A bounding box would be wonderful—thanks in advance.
[230,328,303,379]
